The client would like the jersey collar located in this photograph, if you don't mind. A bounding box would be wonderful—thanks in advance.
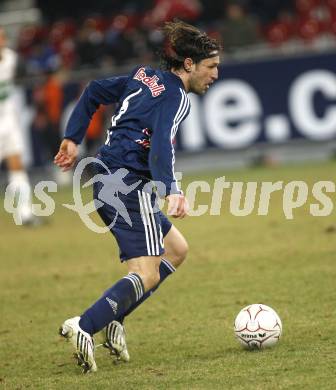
[165,71,186,91]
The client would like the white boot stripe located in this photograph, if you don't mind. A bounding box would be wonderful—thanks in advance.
[83,338,87,359]
[61,317,97,372]
[79,333,83,355]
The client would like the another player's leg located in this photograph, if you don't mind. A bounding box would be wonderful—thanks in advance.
[6,154,34,225]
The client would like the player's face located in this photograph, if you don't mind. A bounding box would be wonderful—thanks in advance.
[189,56,220,95]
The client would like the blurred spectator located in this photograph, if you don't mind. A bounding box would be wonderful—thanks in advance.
[31,69,64,166]
[16,0,336,73]
[76,18,105,68]
[220,1,260,53]
[85,106,106,156]
[143,0,202,27]
[26,39,60,75]
[103,15,137,66]
[249,0,293,24]
[265,11,295,47]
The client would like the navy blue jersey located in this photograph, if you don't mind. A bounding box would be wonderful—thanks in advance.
[65,66,190,196]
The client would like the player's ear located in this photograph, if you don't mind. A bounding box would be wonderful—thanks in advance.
[183,58,194,73]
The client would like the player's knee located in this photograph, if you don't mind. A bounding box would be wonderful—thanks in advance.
[181,240,189,261]
[143,269,160,290]
[173,239,189,267]
[128,257,161,291]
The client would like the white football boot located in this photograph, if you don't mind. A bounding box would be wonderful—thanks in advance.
[103,321,130,362]
[59,316,97,373]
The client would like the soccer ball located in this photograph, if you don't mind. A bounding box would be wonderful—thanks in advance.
[234,304,282,350]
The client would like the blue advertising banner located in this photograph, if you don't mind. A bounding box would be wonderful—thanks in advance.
[178,51,336,150]
[19,50,336,167]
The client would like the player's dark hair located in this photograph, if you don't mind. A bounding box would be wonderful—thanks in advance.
[160,20,220,70]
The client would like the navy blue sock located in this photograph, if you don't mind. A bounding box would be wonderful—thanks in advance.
[118,259,175,323]
[79,273,144,335]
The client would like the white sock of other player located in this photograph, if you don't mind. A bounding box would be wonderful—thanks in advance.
[7,170,33,224]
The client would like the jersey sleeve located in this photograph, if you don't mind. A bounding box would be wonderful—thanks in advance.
[64,76,128,144]
[149,88,190,197]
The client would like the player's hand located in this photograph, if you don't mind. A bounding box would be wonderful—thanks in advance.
[166,193,189,219]
[54,139,78,172]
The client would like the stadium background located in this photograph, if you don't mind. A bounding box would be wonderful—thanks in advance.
[1,0,336,177]
[1,1,336,389]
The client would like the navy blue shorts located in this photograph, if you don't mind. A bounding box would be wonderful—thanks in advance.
[92,167,172,262]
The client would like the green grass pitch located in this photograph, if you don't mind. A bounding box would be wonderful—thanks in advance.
[1,160,336,389]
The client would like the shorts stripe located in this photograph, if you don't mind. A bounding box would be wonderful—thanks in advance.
[144,192,160,255]
[137,190,151,256]
[138,191,160,256]
[141,191,156,255]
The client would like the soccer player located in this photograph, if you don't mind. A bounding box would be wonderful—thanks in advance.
[55,20,220,373]
[0,28,35,225]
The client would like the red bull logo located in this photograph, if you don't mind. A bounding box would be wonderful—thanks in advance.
[134,67,166,97]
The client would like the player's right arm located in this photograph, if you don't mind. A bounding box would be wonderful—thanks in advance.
[64,76,128,144]
[54,138,78,171]
[54,76,128,171]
